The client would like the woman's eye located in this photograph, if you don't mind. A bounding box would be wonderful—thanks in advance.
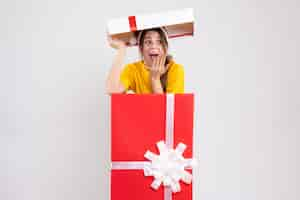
[143,40,149,45]
[144,40,162,46]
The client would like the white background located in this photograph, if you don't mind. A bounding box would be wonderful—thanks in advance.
[1,0,299,200]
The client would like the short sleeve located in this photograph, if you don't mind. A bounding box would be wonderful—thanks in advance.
[166,64,185,93]
[120,64,135,91]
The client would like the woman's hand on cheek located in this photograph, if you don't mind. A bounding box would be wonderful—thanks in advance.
[150,55,167,80]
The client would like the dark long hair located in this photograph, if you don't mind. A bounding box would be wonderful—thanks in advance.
[137,28,173,92]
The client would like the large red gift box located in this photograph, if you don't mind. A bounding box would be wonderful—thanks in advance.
[110,94,195,200]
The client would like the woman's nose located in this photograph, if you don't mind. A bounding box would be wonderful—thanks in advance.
[149,42,160,48]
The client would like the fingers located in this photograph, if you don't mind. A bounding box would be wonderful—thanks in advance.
[159,55,166,74]
[149,56,158,77]
[107,36,116,48]
[154,55,166,74]
[149,55,168,79]
[153,56,159,71]
[108,37,126,49]
[158,56,163,74]
[107,35,112,44]
[162,55,166,72]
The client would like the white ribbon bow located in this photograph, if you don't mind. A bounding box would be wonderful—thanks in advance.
[144,140,197,193]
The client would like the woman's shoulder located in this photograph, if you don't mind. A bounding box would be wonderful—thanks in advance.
[124,60,143,70]
[168,60,184,72]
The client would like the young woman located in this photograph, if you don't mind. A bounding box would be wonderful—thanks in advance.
[106,27,184,94]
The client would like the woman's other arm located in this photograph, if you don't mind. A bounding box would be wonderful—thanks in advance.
[105,37,126,94]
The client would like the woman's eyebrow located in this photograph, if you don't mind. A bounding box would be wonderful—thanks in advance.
[144,36,160,40]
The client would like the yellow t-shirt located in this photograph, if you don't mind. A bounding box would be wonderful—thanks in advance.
[120,60,184,94]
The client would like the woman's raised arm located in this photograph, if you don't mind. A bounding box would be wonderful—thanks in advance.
[105,37,127,94]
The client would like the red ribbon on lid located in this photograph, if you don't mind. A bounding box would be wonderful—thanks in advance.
[128,16,137,31]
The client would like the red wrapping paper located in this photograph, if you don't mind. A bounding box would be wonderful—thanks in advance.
[111,94,194,200]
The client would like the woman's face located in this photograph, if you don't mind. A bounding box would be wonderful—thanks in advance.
[141,31,166,67]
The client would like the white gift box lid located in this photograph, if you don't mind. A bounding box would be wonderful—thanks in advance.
[107,8,194,46]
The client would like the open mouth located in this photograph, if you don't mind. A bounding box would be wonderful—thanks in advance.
[149,53,159,60]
